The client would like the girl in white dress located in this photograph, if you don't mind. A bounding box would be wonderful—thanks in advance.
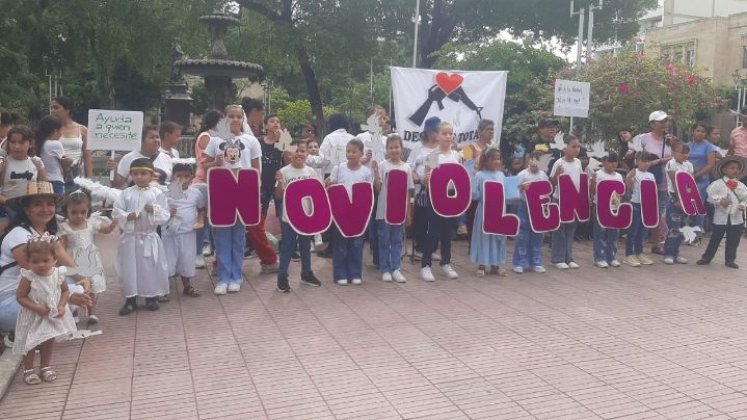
[14,232,76,385]
[112,158,170,315]
[59,191,118,323]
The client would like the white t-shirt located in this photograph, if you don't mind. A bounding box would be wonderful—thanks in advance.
[550,157,583,199]
[319,129,355,175]
[41,140,65,182]
[278,164,319,224]
[594,169,624,205]
[631,169,656,204]
[159,147,180,159]
[117,151,173,184]
[375,160,414,220]
[406,143,436,193]
[330,163,373,195]
[428,150,461,168]
[165,186,205,235]
[665,159,694,193]
[517,168,549,201]
[0,226,34,298]
[204,134,262,170]
[1,156,44,199]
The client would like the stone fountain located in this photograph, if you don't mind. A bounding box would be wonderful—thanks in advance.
[173,0,264,110]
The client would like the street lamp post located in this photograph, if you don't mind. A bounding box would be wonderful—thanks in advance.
[413,0,421,68]
[587,0,604,61]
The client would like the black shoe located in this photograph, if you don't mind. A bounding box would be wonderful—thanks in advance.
[145,298,160,311]
[696,259,710,265]
[726,262,739,269]
[119,301,137,316]
[277,273,291,293]
[301,272,322,287]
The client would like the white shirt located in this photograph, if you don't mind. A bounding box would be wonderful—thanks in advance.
[306,154,329,181]
[117,151,173,185]
[159,147,180,159]
[329,163,373,196]
[204,134,262,170]
[594,169,624,205]
[631,169,656,204]
[375,160,414,220]
[41,140,65,182]
[517,168,549,201]
[0,226,34,299]
[1,156,44,199]
[319,129,355,175]
[665,159,694,193]
[407,143,436,187]
[706,177,747,225]
[278,164,319,224]
[164,186,205,235]
[550,158,583,199]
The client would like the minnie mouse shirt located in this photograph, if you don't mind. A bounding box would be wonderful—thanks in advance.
[204,134,262,170]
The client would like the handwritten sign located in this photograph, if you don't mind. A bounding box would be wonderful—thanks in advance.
[553,79,590,118]
[87,109,143,152]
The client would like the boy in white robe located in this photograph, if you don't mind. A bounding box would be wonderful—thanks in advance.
[112,158,170,315]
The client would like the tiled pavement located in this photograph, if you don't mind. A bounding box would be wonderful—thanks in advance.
[2,232,747,419]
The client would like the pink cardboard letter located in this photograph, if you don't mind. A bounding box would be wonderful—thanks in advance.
[385,169,409,225]
[284,178,332,235]
[207,168,260,227]
[429,163,471,217]
[328,182,375,238]
[482,181,520,236]
[640,179,659,228]
[675,171,706,216]
[558,172,590,223]
[595,180,632,229]
[524,180,560,233]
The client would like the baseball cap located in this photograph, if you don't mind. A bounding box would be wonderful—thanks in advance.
[538,118,559,129]
[422,116,441,134]
[648,110,668,122]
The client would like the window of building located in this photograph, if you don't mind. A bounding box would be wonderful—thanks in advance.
[686,50,695,69]
[743,46,747,69]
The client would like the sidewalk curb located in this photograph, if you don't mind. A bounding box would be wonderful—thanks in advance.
[0,350,20,400]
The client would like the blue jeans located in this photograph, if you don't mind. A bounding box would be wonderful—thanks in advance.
[551,221,577,264]
[692,177,710,231]
[0,292,19,331]
[51,180,64,195]
[593,212,619,263]
[513,203,544,268]
[333,230,364,281]
[663,201,684,258]
[279,222,311,277]
[378,222,404,273]
[626,204,646,256]
[213,222,245,284]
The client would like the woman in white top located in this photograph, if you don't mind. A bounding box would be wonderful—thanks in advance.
[35,116,73,195]
[408,116,440,258]
[50,97,92,184]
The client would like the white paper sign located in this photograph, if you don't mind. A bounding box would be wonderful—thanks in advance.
[553,80,590,118]
[391,67,507,149]
[87,109,143,152]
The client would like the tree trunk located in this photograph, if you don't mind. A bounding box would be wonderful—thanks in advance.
[296,45,325,135]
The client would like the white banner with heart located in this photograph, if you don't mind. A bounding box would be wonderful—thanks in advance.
[390,67,507,149]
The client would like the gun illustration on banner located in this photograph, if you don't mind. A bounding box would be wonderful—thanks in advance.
[409,85,484,126]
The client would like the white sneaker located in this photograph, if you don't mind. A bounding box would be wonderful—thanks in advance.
[441,264,459,279]
[554,262,569,269]
[202,243,213,257]
[382,272,393,282]
[432,253,441,261]
[336,279,348,286]
[610,259,621,267]
[195,255,206,269]
[351,278,362,285]
[533,266,546,273]
[513,266,524,274]
[568,261,580,269]
[595,261,609,268]
[214,283,228,295]
[227,283,241,293]
[421,267,435,282]
[314,234,323,247]
[392,270,407,283]
[675,256,688,264]
[664,257,674,265]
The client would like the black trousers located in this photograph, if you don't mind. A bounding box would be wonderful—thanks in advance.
[701,220,742,263]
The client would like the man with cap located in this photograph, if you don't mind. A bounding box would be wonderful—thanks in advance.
[524,118,562,171]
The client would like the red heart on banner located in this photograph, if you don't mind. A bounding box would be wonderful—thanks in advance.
[435,72,463,95]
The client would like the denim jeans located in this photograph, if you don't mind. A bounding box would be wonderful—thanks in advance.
[422,207,457,268]
[663,201,685,258]
[0,292,19,331]
[213,222,246,284]
[692,177,710,232]
[626,204,646,256]
[333,230,365,281]
[279,222,311,277]
[593,212,619,263]
[378,222,404,273]
[51,180,64,195]
[551,221,577,264]
[512,203,544,268]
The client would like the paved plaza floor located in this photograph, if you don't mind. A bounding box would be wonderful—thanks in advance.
[2,232,747,419]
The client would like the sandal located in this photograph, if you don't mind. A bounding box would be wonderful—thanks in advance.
[491,267,507,277]
[183,286,201,297]
[157,295,170,303]
[23,368,41,385]
[40,366,56,382]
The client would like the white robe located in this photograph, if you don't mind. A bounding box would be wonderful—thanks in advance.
[112,186,170,298]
